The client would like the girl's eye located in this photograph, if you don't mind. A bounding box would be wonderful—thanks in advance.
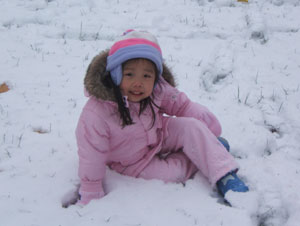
[124,73,133,77]
[144,74,152,78]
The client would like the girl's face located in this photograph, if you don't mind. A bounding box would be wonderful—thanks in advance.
[120,59,156,102]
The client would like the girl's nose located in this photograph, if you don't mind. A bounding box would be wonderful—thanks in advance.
[132,78,143,87]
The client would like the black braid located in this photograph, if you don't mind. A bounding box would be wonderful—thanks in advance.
[102,72,133,126]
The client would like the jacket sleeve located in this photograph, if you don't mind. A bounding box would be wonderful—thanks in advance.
[76,106,110,204]
[159,78,222,137]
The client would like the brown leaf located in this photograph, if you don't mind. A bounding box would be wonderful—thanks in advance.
[0,83,9,93]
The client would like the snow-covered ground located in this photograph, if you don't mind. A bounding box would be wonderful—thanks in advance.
[1,0,300,225]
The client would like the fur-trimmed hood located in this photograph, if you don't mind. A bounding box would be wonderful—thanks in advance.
[84,50,176,101]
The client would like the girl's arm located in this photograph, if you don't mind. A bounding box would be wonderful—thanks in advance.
[76,107,110,205]
[159,78,222,137]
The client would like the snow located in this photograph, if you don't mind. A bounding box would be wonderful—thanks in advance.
[1,0,300,225]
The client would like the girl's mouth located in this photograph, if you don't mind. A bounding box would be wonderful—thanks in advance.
[130,91,143,96]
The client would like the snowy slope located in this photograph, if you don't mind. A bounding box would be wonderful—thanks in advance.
[1,0,300,226]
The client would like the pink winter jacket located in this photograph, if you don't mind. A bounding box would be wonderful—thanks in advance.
[76,51,222,204]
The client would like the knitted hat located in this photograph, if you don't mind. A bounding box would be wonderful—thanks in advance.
[106,30,163,86]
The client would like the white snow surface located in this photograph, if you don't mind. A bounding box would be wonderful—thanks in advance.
[1,0,300,226]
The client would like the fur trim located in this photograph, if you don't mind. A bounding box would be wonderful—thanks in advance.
[84,50,176,101]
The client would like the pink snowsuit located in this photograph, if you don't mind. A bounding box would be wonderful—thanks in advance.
[76,51,239,204]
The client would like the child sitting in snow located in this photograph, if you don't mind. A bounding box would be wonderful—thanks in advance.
[75,30,248,205]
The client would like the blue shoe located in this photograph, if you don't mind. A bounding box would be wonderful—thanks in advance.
[216,171,249,197]
[217,137,230,152]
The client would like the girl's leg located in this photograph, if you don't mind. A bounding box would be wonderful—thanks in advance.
[161,117,239,186]
[138,152,198,183]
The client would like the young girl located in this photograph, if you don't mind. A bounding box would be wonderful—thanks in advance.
[76,30,248,205]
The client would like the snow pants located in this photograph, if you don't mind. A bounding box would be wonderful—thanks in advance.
[138,117,239,186]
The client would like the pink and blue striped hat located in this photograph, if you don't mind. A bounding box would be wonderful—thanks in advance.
[106,30,163,86]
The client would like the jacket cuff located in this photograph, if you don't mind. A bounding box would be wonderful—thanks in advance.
[80,179,104,192]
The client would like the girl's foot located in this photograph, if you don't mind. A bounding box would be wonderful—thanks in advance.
[216,171,249,197]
